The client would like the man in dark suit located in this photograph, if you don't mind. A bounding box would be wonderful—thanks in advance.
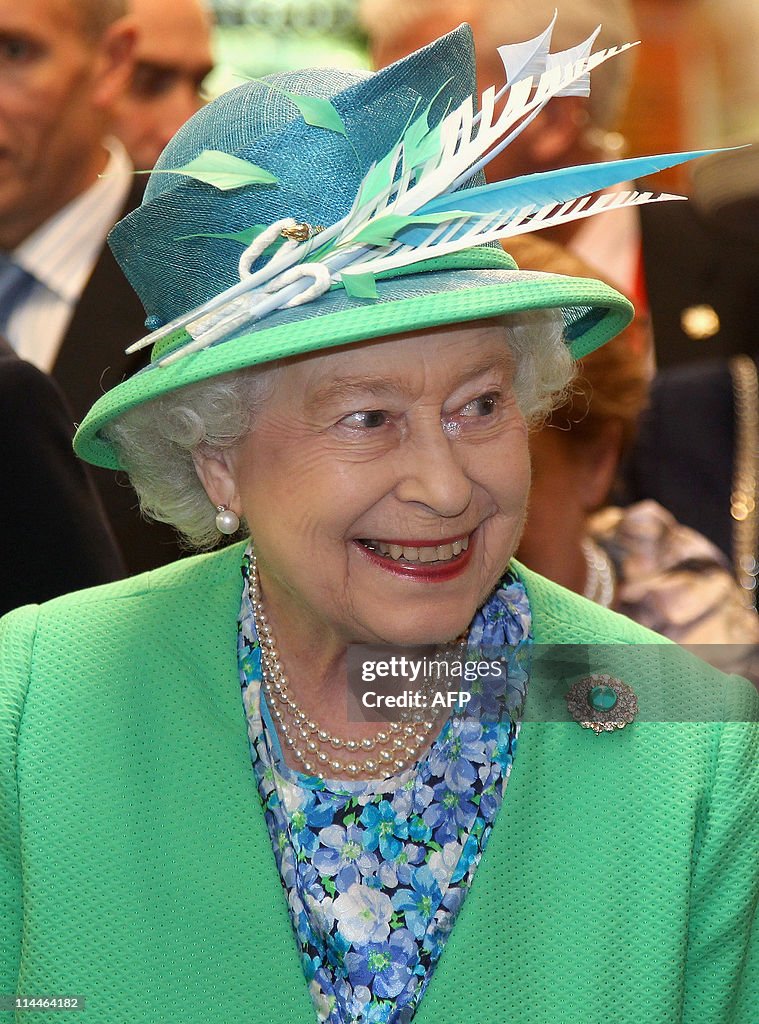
[0,0,186,574]
[0,338,125,615]
[622,150,759,594]
[49,174,189,575]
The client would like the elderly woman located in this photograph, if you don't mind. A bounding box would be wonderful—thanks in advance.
[1,24,757,1024]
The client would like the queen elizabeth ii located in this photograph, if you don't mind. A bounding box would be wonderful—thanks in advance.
[0,24,756,1024]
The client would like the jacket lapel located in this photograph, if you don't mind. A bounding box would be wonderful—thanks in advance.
[96,544,317,1020]
[163,543,317,1020]
[52,178,147,427]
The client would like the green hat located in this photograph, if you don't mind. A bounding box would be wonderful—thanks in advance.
[75,21,706,470]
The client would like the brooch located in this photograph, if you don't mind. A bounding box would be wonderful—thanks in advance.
[280,221,325,242]
[565,674,638,734]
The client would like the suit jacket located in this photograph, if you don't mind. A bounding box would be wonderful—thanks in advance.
[622,358,739,561]
[0,339,124,615]
[49,178,187,576]
[1,543,756,1023]
[641,201,759,368]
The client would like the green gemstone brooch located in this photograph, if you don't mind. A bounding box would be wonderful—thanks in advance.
[565,674,638,734]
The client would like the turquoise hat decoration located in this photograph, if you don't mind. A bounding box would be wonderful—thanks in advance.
[75,17,724,469]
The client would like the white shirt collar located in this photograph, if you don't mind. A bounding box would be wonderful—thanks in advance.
[13,138,133,305]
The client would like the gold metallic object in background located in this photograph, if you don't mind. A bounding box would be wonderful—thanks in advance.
[730,355,759,608]
[680,304,720,341]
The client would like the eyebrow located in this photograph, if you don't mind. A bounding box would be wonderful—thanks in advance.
[134,59,214,80]
[308,352,512,408]
[307,377,409,409]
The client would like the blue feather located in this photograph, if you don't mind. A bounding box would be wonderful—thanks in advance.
[413,147,737,226]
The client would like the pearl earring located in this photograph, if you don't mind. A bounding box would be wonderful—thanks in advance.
[215,505,240,535]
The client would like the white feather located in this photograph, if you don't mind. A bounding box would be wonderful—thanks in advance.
[129,28,657,367]
[546,26,602,97]
[496,12,557,86]
[328,191,686,277]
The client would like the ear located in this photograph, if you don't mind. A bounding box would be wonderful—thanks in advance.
[192,448,242,516]
[90,17,138,110]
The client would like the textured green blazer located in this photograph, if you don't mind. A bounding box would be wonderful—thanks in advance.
[1,542,757,1023]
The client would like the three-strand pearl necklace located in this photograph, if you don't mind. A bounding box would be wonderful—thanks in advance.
[249,553,438,778]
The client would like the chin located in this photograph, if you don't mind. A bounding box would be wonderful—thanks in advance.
[367,603,476,648]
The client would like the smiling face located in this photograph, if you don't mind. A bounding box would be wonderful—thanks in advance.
[196,321,531,654]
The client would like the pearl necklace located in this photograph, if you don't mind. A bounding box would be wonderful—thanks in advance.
[581,536,616,609]
[248,553,437,778]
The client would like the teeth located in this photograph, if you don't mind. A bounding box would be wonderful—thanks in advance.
[365,536,470,563]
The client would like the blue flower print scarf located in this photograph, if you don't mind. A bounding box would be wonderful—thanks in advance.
[238,546,532,1024]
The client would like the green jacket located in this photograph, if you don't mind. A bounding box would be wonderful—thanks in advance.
[1,542,757,1023]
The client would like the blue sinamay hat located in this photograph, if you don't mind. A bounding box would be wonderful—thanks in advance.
[75,21,716,470]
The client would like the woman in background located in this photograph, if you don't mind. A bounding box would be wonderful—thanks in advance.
[512,235,759,681]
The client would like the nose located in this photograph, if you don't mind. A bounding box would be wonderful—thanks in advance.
[393,420,473,519]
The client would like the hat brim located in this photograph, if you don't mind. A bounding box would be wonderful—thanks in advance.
[74,263,633,470]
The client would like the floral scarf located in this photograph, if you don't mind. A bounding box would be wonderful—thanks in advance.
[238,547,532,1023]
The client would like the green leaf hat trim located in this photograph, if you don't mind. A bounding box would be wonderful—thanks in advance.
[139,150,278,190]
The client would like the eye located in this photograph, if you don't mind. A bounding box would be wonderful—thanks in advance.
[459,393,499,417]
[339,410,388,429]
[0,35,36,64]
[131,62,179,99]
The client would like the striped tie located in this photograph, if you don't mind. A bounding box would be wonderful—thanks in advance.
[0,257,36,338]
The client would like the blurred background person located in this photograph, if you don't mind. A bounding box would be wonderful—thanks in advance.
[0,0,189,574]
[112,0,214,170]
[621,142,759,604]
[0,338,124,615]
[508,235,759,681]
[624,350,759,608]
